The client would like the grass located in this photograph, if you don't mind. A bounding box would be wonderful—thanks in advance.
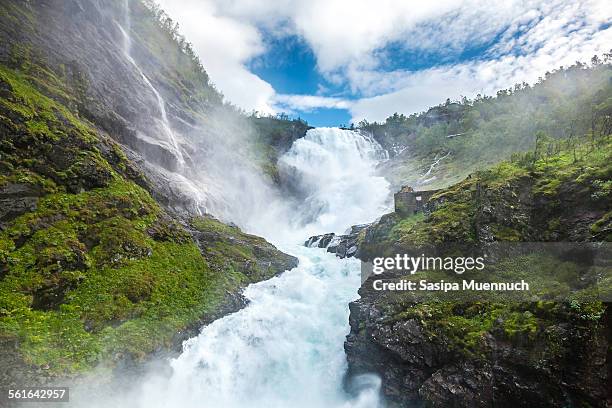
[0,65,280,376]
[360,136,610,362]
[0,175,241,374]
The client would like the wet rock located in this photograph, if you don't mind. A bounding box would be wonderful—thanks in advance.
[305,232,335,248]
[0,183,44,227]
[419,362,494,408]
[305,224,369,259]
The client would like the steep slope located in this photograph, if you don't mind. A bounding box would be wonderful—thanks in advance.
[0,0,300,387]
[0,0,309,216]
[362,62,612,191]
[346,138,611,407]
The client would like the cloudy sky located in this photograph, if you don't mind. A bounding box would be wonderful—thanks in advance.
[157,0,611,126]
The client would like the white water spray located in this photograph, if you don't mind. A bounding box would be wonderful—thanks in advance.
[275,128,390,236]
[71,127,389,407]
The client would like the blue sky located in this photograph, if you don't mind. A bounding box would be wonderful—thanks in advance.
[248,35,353,126]
[247,30,513,126]
[158,0,611,127]
[248,35,322,96]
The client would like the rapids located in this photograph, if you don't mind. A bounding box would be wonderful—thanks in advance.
[71,127,391,408]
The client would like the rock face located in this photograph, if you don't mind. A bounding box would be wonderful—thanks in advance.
[0,0,309,215]
[0,0,210,171]
[345,150,611,407]
[305,224,369,258]
[0,183,43,227]
[0,0,300,388]
[346,278,610,408]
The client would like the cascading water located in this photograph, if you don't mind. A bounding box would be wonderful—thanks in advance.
[71,128,390,407]
[115,0,288,222]
[276,127,390,236]
[117,0,185,168]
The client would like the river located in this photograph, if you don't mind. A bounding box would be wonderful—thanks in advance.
[71,127,391,408]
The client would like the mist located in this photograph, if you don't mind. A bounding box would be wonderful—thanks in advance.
[27,4,395,407]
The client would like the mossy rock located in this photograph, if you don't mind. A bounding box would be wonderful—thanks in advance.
[0,65,296,381]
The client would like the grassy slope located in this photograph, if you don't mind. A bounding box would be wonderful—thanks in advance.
[367,63,612,190]
[0,65,292,378]
[358,137,611,361]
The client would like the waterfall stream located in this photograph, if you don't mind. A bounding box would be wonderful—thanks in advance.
[277,128,390,235]
[117,0,185,168]
[71,122,389,407]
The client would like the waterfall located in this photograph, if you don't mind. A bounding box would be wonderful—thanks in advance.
[418,151,450,185]
[70,126,388,406]
[276,128,391,235]
[117,0,185,168]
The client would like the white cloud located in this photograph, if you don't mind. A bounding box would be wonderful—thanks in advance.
[274,94,350,112]
[156,0,612,121]
[349,0,612,122]
[156,0,276,113]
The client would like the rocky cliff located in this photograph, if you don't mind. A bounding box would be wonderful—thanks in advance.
[0,0,300,387]
[346,139,611,407]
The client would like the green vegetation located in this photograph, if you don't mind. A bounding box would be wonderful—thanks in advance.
[248,115,311,181]
[359,133,610,370]
[134,0,223,109]
[0,65,292,377]
[362,134,611,260]
[351,60,611,403]
[191,215,296,282]
[378,247,607,357]
[365,58,612,189]
[0,0,308,192]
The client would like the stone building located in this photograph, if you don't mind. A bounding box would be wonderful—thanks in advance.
[394,186,440,216]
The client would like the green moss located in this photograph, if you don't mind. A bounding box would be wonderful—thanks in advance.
[480,161,528,187]
[391,199,476,248]
[0,66,251,376]
[387,294,589,359]
[389,213,425,241]
[0,175,238,372]
[191,215,290,282]
[567,291,606,321]
[0,66,94,143]
[373,243,606,360]
[491,225,523,241]
[191,216,236,235]
[590,211,611,240]
[500,311,539,339]
[0,175,250,374]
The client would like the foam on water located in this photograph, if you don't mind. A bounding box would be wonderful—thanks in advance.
[71,116,389,408]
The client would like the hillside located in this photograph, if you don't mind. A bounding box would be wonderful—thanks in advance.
[360,61,612,191]
[0,0,302,387]
[0,1,610,405]
[346,134,611,407]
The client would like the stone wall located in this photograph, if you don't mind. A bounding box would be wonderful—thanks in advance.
[394,186,439,215]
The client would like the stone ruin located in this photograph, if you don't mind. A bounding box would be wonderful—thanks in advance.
[394,186,440,216]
